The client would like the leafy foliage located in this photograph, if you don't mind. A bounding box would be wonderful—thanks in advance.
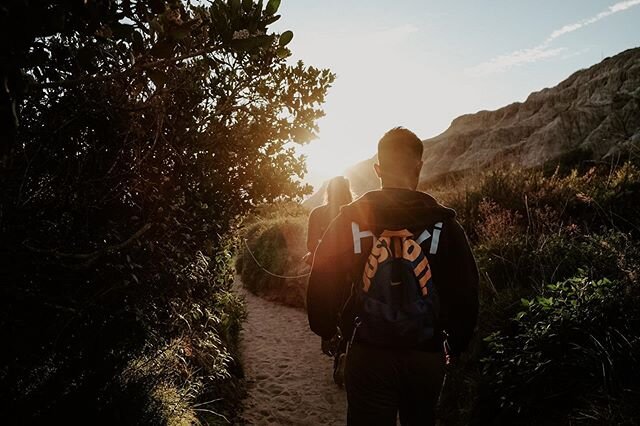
[482,274,640,424]
[236,202,309,308]
[434,159,640,425]
[0,0,334,423]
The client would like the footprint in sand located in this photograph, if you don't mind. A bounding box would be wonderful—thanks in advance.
[235,279,347,425]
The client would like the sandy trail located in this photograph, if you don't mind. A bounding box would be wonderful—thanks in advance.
[236,280,347,425]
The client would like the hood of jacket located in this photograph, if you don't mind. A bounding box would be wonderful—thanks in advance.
[339,188,456,233]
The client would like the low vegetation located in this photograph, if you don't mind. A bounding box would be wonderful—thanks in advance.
[437,157,640,425]
[237,155,640,424]
[236,202,310,308]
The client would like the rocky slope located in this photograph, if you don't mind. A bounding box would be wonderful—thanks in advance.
[304,47,640,209]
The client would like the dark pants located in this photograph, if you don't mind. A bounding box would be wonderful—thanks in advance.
[345,343,446,426]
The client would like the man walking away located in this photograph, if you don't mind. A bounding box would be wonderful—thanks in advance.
[307,127,479,426]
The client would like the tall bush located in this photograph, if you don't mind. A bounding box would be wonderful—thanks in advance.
[0,0,334,422]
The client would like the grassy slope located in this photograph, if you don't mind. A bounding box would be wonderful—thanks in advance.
[236,202,310,309]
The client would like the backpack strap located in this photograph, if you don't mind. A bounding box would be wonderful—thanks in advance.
[362,235,390,292]
[414,255,432,296]
[400,228,433,296]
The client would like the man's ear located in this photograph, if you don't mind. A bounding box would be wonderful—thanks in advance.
[374,163,382,179]
[416,160,424,177]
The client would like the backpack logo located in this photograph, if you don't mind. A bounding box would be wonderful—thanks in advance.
[355,228,440,347]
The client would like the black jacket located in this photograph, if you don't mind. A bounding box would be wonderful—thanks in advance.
[307,204,340,254]
[307,188,479,355]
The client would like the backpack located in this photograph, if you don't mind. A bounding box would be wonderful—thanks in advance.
[354,228,440,347]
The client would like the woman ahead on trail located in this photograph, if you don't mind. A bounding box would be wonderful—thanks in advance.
[305,176,354,386]
[305,176,353,262]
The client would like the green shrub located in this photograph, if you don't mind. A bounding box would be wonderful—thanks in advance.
[236,205,310,308]
[480,273,640,424]
[433,160,640,425]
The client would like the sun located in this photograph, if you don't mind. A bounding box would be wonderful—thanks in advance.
[299,130,376,191]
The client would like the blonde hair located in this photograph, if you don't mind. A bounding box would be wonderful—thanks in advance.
[325,176,353,208]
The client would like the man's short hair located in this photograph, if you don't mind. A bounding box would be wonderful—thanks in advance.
[377,127,423,167]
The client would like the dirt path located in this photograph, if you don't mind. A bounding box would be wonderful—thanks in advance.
[236,279,347,425]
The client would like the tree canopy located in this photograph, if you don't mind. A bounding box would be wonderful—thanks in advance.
[0,0,334,422]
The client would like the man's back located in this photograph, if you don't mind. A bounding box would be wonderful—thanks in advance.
[307,127,479,426]
[308,188,479,355]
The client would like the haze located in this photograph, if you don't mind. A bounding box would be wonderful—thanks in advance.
[272,0,640,190]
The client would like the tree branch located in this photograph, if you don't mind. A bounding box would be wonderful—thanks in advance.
[32,45,225,89]
[23,223,153,261]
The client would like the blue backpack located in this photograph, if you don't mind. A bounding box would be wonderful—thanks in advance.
[355,228,440,347]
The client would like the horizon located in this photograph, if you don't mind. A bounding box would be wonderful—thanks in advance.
[272,0,640,191]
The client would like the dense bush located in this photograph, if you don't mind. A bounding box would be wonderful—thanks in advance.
[482,274,640,424]
[433,159,640,425]
[236,202,309,308]
[0,0,333,423]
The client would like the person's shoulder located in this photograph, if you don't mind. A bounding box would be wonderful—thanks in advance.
[418,190,455,210]
[309,204,329,217]
[309,205,334,226]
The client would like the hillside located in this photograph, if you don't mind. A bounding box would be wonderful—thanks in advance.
[304,47,640,209]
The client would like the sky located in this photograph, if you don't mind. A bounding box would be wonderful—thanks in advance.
[270,0,640,190]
